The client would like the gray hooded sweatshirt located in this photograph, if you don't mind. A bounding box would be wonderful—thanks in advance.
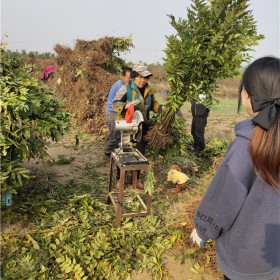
[194,119,280,280]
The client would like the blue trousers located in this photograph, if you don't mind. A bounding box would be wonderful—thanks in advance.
[104,110,120,155]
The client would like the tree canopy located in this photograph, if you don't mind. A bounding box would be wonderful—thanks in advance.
[164,0,264,109]
[146,0,264,150]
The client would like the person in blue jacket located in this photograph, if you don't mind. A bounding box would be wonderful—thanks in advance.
[104,67,132,156]
[190,57,280,280]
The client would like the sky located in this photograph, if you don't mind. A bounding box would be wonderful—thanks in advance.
[1,0,279,64]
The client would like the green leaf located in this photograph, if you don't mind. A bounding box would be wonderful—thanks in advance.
[64,265,73,274]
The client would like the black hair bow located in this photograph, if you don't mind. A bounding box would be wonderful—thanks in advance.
[251,96,280,130]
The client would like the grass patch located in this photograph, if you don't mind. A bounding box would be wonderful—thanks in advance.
[211,99,244,113]
[156,95,245,114]
[182,99,245,114]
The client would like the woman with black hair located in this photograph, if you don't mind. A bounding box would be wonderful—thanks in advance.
[190,57,280,280]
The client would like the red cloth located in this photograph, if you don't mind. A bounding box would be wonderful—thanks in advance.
[40,65,56,80]
[125,104,135,123]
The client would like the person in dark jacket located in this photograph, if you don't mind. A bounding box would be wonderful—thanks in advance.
[190,57,280,280]
[191,93,211,156]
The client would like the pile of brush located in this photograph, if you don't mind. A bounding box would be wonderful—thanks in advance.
[28,38,129,134]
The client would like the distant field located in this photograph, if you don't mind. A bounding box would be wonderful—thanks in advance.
[184,99,245,114]
[155,97,248,140]
[180,98,248,141]
[179,99,246,114]
[212,99,245,113]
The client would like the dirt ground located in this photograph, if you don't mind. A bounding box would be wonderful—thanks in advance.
[182,107,248,140]
[17,108,248,280]
[22,108,248,193]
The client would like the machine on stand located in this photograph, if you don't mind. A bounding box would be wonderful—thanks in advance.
[107,107,151,227]
[113,109,148,166]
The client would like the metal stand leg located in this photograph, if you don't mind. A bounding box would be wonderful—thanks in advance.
[107,154,114,204]
[116,170,125,228]
[107,151,151,227]
[132,170,137,187]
